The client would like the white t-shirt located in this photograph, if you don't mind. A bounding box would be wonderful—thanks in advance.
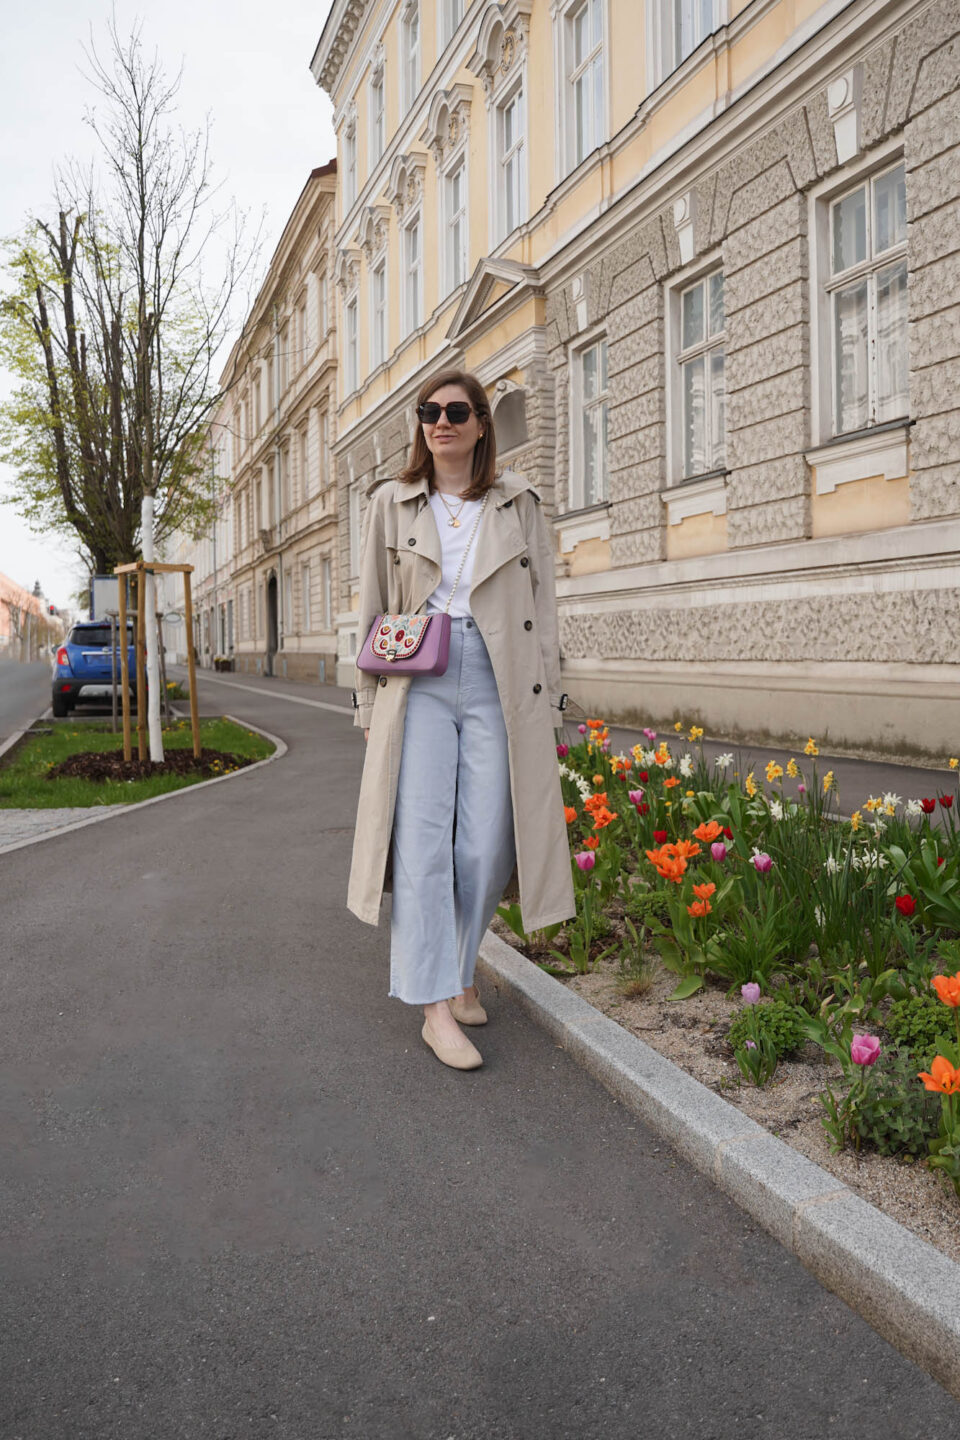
[424,491,486,617]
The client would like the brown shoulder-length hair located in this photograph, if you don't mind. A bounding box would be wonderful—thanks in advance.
[396,368,497,500]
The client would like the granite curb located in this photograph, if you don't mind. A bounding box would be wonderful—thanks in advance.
[0,714,287,857]
[477,927,960,1403]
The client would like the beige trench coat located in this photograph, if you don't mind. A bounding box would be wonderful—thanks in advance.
[347,469,576,933]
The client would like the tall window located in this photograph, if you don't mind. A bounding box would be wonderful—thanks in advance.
[344,295,359,392]
[569,0,603,167]
[441,0,463,46]
[343,121,357,209]
[319,409,330,485]
[278,323,290,396]
[401,3,420,112]
[369,69,385,166]
[446,162,467,293]
[498,88,525,240]
[653,0,718,84]
[297,297,307,365]
[676,271,726,478]
[572,337,609,508]
[404,215,422,335]
[318,272,328,336]
[301,561,312,632]
[827,161,908,435]
[299,426,309,497]
[322,557,332,627]
[371,259,387,368]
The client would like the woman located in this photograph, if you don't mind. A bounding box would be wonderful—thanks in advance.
[348,369,575,1070]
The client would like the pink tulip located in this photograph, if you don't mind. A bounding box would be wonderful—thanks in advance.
[628,789,645,805]
[643,728,657,742]
[751,852,773,873]
[745,1040,757,1050]
[741,982,760,1004]
[797,784,806,795]
[710,842,727,862]
[556,744,569,758]
[578,724,587,734]
[574,851,595,871]
[851,1034,881,1066]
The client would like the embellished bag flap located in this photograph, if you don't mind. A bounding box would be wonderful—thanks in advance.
[370,613,432,662]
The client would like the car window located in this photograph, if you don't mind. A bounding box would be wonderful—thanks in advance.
[68,626,134,646]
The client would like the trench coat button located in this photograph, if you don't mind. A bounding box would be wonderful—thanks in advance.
[378,675,387,687]
[408,538,416,546]
[520,556,529,567]
[394,555,401,564]
[532,683,542,694]
[523,620,532,631]
[503,498,513,508]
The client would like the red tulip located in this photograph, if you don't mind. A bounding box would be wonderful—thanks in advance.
[940,795,954,809]
[895,895,916,917]
[723,826,733,840]
[652,829,667,843]
[921,798,937,814]
[638,771,649,782]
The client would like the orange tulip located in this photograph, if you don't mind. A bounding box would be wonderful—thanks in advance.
[932,972,960,1008]
[692,882,716,900]
[584,792,610,813]
[918,1056,960,1094]
[663,776,681,789]
[673,839,703,860]
[592,808,618,830]
[687,899,712,918]
[583,835,600,850]
[693,820,722,842]
[592,774,605,786]
[564,806,577,825]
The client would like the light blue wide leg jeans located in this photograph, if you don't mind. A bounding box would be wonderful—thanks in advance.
[389,616,517,1005]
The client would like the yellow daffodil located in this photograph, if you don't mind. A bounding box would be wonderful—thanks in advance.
[850,810,862,831]
[950,758,959,770]
[674,721,683,733]
[765,761,784,783]
[685,789,695,797]
[804,738,819,757]
[786,758,799,778]
[822,771,835,794]
[688,726,704,741]
[745,771,757,798]
[864,796,881,813]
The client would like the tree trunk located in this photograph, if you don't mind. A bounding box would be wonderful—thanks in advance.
[140,494,164,763]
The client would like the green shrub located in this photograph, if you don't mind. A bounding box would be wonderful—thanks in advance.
[727,999,805,1061]
[884,994,954,1067]
[624,888,672,929]
[854,1048,943,1158]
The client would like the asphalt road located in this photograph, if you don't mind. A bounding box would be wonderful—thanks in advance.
[2,669,958,1439]
[0,659,51,740]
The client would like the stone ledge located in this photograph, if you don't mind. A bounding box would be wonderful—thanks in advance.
[477,926,960,1401]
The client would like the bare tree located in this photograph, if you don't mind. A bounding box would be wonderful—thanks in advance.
[0,19,260,756]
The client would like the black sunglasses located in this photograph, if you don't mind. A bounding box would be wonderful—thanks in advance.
[417,401,475,425]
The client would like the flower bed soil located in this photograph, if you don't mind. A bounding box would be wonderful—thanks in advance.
[46,747,255,783]
[489,913,960,1267]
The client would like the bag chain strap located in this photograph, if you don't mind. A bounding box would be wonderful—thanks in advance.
[441,493,488,615]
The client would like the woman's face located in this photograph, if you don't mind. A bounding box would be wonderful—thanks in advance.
[419,384,484,468]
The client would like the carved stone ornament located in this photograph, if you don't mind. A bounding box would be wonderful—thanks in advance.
[467,1,533,104]
[672,191,697,266]
[386,151,427,219]
[420,84,473,167]
[334,248,361,295]
[826,66,862,164]
[357,204,391,262]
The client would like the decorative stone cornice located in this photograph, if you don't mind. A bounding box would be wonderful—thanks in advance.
[467,0,533,102]
[334,247,361,295]
[385,151,428,220]
[420,84,473,167]
[312,0,370,100]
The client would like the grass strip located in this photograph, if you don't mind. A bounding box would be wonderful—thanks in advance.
[0,718,274,809]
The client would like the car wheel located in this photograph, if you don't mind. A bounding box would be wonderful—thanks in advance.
[52,693,69,718]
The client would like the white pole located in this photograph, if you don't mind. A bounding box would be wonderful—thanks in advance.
[141,493,165,762]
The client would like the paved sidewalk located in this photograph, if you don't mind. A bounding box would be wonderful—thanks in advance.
[1,669,958,1438]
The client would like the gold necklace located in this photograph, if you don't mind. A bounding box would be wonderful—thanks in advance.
[436,488,467,528]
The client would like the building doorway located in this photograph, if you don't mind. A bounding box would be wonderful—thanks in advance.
[266,574,278,675]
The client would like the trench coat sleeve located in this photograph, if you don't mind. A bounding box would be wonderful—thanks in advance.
[353,488,390,730]
[521,493,565,729]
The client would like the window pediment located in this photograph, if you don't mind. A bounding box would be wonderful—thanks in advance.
[357,204,391,261]
[420,84,473,166]
[467,0,533,100]
[334,247,361,295]
[385,151,427,219]
[447,256,541,342]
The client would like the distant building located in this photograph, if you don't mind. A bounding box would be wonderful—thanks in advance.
[0,572,61,660]
[165,163,339,682]
[313,0,959,753]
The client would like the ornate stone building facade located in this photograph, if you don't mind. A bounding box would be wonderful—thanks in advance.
[165,164,341,681]
[314,0,959,752]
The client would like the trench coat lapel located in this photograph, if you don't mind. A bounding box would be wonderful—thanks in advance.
[469,484,528,595]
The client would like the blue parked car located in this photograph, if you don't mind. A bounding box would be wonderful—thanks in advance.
[52,620,138,717]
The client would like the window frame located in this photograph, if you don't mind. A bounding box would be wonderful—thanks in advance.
[665,256,727,487]
[443,153,468,298]
[403,210,423,337]
[344,292,359,394]
[301,560,312,633]
[568,328,610,512]
[555,0,607,180]
[810,154,909,444]
[401,0,420,114]
[370,254,388,369]
[647,0,725,91]
[496,81,526,245]
[342,117,358,211]
[368,64,385,167]
[439,0,464,49]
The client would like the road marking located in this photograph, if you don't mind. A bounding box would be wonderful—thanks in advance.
[188,673,354,715]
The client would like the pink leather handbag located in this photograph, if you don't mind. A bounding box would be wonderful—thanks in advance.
[356,493,487,677]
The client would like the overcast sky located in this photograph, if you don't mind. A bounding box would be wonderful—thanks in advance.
[0,1,337,610]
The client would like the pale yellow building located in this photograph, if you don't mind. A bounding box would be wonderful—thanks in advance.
[166,164,341,682]
[313,0,960,753]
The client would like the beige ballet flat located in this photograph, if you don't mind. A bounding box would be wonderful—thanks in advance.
[421,1017,483,1070]
[450,985,488,1026]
